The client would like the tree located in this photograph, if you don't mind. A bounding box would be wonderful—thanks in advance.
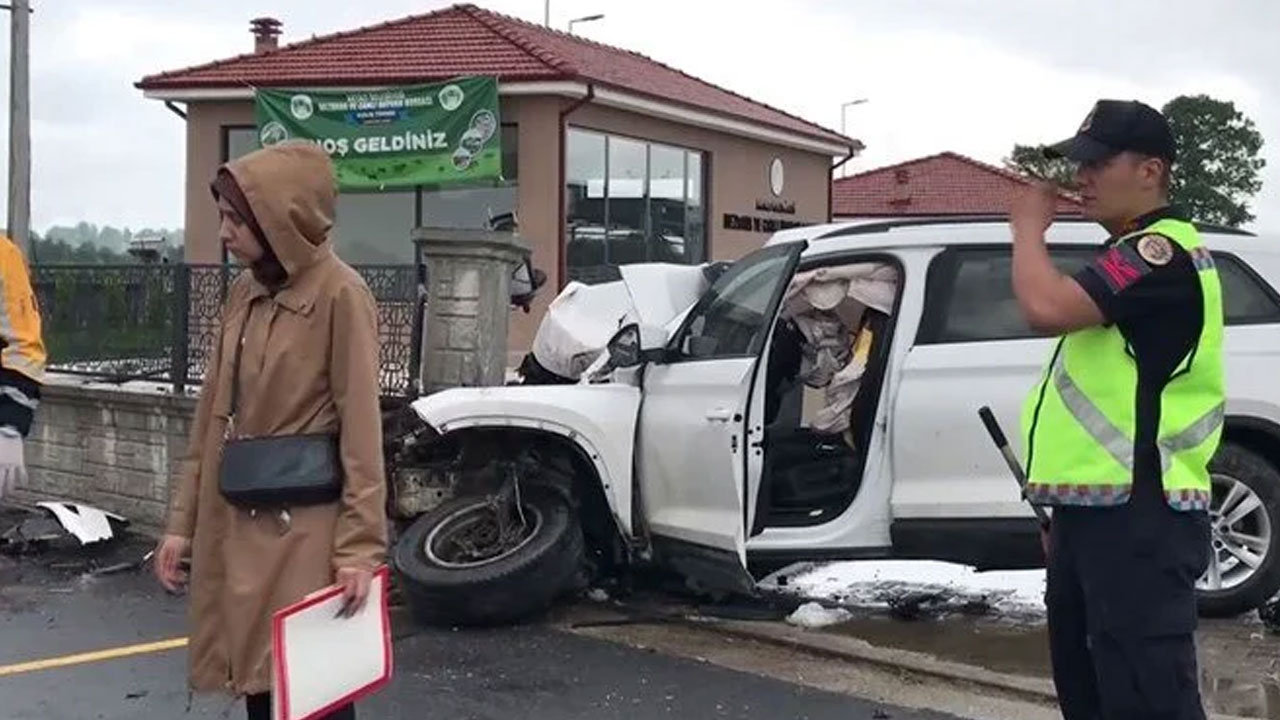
[1162,94,1266,227]
[34,223,186,264]
[1003,144,1077,188]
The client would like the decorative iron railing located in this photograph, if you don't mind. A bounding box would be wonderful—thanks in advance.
[31,263,420,397]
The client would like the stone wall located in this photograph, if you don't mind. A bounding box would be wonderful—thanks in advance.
[13,377,197,533]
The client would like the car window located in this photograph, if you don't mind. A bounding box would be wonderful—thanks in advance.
[671,244,799,360]
[918,247,1094,344]
[919,246,1280,345]
[1216,253,1280,324]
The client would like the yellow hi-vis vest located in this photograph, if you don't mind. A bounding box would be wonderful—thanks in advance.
[1019,217,1224,511]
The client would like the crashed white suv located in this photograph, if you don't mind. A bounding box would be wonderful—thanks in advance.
[388,216,1280,626]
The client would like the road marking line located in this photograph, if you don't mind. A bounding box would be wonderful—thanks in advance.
[0,637,188,678]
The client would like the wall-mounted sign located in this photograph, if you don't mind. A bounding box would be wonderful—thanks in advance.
[254,76,501,191]
[723,213,807,234]
[755,198,796,215]
[768,157,785,197]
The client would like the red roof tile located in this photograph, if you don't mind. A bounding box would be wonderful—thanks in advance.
[137,4,851,148]
[833,152,1084,217]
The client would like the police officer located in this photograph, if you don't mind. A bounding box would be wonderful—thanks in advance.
[1010,99,1221,719]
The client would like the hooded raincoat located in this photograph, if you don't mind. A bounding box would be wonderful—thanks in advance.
[166,142,388,696]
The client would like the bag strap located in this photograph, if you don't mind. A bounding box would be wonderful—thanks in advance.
[224,302,254,436]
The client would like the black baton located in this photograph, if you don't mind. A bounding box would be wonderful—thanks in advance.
[977,406,1051,529]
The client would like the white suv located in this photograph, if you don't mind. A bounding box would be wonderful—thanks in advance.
[390,216,1280,626]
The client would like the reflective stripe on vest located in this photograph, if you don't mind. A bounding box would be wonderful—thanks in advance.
[1020,217,1225,511]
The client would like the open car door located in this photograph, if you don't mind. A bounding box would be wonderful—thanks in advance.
[636,242,806,595]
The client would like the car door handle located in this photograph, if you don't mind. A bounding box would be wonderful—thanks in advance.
[705,408,734,423]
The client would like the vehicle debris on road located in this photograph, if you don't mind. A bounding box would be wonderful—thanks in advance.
[1,501,128,554]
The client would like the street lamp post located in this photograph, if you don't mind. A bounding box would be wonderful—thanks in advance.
[839,98,868,178]
[568,13,604,34]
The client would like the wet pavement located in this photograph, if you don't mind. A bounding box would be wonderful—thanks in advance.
[763,558,1280,719]
[9,503,1277,718]
[823,610,1280,719]
[0,509,964,720]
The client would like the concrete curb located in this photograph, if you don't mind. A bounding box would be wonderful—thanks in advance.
[681,615,1058,705]
[669,615,1256,720]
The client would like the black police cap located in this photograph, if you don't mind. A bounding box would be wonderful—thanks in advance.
[1045,99,1176,164]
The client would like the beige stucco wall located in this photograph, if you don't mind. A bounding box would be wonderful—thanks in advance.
[185,101,255,264]
[506,96,560,358]
[177,94,833,360]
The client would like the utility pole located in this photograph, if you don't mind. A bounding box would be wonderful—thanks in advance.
[3,0,30,256]
[544,0,550,26]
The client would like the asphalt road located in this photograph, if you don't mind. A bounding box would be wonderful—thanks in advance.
[0,530,963,720]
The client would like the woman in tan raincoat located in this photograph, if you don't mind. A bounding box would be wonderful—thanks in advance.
[154,141,387,720]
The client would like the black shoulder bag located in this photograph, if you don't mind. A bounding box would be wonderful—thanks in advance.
[217,304,344,508]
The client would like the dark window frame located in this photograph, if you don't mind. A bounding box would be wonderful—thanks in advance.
[564,125,709,284]
[917,244,1280,346]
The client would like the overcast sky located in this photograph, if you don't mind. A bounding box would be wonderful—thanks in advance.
[4,0,1277,235]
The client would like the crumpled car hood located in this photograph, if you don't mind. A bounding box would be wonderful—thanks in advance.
[531,263,712,379]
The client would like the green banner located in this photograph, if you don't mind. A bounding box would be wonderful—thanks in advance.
[254,76,502,191]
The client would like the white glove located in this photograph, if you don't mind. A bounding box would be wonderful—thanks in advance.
[0,427,26,503]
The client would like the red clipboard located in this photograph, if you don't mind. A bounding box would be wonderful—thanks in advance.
[271,565,393,720]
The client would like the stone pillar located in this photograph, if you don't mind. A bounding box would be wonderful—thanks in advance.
[413,227,529,393]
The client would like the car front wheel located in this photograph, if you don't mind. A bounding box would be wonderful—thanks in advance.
[393,484,585,627]
[1196,442,1280,618]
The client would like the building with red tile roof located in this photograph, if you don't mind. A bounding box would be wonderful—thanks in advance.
[138,4,860,357]
[832,152,1083,219]
[138,4,850,152]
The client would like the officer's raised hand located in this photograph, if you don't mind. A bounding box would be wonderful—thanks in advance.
[1010,181,1059,240]
[1009,182,1105,335]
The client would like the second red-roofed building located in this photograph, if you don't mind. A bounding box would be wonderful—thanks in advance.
[832,151,1083,220]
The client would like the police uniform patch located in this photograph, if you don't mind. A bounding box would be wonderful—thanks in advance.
[1093,242,1152,293]
[1137,234,1174,266]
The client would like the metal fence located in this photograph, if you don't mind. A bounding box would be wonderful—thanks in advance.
[31,263,420,397]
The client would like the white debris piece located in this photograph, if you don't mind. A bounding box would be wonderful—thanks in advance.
[586,588,610,603]
[786,601,853,629]
[764,560,1047,617]
[35,501,127,545]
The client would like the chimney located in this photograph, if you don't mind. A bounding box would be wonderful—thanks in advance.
[251,17,282,53]
[891,168,912,205]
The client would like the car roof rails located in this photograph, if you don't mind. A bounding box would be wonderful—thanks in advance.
[817,214,1256,240]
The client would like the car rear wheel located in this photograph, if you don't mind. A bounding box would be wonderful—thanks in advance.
[1196,443,1280,617]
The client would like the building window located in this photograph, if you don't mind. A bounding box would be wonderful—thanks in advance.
[565,127,706,284]
[224,126,259,162]
[331,190,418,264]
[217,124,518,265]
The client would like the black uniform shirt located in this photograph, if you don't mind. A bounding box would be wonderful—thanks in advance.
[1070,206,1203,502]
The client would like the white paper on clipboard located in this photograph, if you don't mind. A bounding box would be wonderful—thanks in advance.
[271,566,393,720]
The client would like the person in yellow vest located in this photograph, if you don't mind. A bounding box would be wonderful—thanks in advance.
[1011,100,1220,719]
[0,232,46,503]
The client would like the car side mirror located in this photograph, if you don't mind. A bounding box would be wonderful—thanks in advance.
[604,323,669,371]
